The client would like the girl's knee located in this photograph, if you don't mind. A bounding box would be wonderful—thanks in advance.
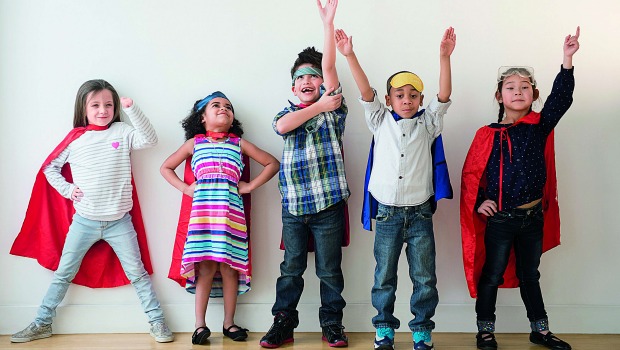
[219,263,238,278]
[196,260,218,277]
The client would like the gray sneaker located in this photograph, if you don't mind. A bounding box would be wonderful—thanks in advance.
[150,321,174,343]
[11,322,52,343]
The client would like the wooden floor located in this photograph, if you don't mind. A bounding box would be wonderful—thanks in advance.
[2,332,619,349]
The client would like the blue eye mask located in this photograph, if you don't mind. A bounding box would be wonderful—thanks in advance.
[195,91,233,112]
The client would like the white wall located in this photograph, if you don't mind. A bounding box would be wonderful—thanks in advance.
[1,0,619,335]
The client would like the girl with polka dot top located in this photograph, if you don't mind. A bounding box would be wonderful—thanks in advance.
[460,27,580,350]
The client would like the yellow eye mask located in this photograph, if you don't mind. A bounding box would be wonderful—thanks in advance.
[387,71,424,93]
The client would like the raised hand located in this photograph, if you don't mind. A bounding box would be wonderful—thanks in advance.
[335,29,353,57]
[317,0,338,25]
[564,26,580,57]
[440,26,456,57]
[120,97,133,108]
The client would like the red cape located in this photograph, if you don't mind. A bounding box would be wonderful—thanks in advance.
[460,112,561,298]
[168,156,252,287]
[10,126,153,288]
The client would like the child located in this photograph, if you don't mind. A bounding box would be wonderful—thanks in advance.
[160,91,279,345]
[10,79,174,343]
[460,27,580,350]
[259,0,349,348]
[336,26,456,350]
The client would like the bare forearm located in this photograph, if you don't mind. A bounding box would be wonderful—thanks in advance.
[160,167,188,193]
[275,104,321,134]
[563,56,573,69]
[438,55,452,103]
[346,52,373,102]
[322,23,339,89]
[247,161,280,192]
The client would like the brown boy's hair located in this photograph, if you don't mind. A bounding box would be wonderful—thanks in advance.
[290,46,323,78]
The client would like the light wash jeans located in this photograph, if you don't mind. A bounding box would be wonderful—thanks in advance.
[35,213,164,325]
[371,200,438,332]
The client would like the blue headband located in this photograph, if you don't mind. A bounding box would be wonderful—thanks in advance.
[292,66,323,85]
[195,91,233,113]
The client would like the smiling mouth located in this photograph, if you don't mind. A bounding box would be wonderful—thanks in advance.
[301,88,314,93]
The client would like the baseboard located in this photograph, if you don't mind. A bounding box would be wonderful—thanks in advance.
[1,303,618,334]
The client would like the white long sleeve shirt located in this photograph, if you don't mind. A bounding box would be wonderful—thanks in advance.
[360,91,451,206]
[43,104,157,221]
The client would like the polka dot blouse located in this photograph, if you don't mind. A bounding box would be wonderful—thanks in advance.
[483,66,575,211]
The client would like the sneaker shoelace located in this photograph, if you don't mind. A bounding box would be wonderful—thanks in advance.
[152,322,168,334]
[268,316,289,336]
[325,324,345,339]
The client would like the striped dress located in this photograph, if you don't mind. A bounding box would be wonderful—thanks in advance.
[180,136,250,296]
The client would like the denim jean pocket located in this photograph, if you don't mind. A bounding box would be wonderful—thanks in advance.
[376,204,392,222]
[416,202,433,220]
[532,206,544,222]
[488,211,510,224]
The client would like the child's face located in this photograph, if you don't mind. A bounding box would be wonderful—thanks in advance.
[292,64,324,104]
[385,85,424,119]
[498,74,537,115]
[85,89,115,127]
[201,97,234,132]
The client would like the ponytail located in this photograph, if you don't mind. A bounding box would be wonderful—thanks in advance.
[496,80,504,123]
[497,103,504,123]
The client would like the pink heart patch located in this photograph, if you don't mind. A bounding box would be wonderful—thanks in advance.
[112,142,120,149]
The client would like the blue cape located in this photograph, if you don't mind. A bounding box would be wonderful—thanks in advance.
[361,110,453,231]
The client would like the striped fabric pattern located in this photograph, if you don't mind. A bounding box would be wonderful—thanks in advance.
[43,104,157,221]
[181,136,249,296]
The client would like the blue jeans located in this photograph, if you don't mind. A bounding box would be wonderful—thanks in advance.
[35,213,164,325]
[371,200,438,332]
[476,202,547,323]
[272,200,346,327]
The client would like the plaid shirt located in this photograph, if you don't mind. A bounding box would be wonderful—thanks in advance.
[273,85,349,215]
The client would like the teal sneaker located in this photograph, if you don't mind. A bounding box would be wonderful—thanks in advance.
[374,327,394,350]
[413,331,433,350]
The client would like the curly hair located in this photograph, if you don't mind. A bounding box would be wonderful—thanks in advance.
[181,98,244,141]
[290,46,323,78]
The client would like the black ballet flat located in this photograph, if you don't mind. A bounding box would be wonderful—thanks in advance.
[476,331,498,350]
[223,324,249,341]
[530,331,572,350]
[192,326,211,345]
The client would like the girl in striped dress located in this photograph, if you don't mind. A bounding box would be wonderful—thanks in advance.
[161,91,279,344]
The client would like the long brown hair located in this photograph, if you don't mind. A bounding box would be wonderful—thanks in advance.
[73,79,121,127]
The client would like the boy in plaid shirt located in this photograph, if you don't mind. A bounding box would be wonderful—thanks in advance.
[259,0,349,348]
